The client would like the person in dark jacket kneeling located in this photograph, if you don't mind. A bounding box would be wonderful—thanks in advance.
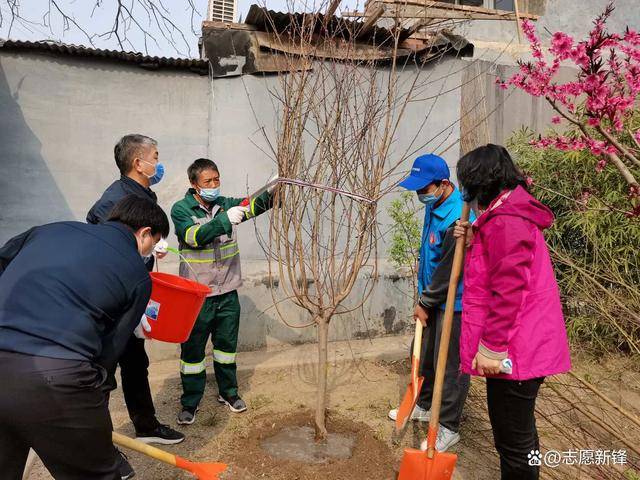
[0,195,168,480]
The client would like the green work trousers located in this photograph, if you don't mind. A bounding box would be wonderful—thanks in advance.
[180,290,240,408]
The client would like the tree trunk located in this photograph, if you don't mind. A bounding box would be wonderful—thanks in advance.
[314,318,329,440]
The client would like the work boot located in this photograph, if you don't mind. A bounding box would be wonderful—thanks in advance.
[388,404,431,422]
[136,424,185,445]
[177,406,198,425]
[419,425,461,452]
[217,394,247,413]
[116,449,135,480]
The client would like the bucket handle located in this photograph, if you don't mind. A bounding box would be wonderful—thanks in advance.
[155,247,206,284]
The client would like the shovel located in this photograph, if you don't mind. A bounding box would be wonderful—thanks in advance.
[112,432,228,480]
[395,318,425,431]
[398,203,470,480]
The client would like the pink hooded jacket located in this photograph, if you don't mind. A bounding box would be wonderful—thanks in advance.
[459,186,572,380]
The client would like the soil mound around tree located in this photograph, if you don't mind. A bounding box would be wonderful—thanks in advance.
[225,410,397,480]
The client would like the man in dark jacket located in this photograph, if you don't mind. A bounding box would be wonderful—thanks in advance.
[87,134,184,480]
[0,196,168,480]
[87,134,183,478]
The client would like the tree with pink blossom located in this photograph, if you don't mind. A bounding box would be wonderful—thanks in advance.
[498,2,640,215]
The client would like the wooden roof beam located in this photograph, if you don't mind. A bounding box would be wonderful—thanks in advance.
[356,4,386,38]
[378,0,538,19]
[202,20,257,31]
[344,8,535,21]
[324,0,342,18]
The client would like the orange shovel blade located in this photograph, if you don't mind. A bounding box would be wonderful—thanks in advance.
[176,456,228,480]
[398,448,457,480]
[395,375,425,431]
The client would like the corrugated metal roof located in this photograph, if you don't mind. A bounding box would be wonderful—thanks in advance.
[244,5,413,46]
[0,39,209,74]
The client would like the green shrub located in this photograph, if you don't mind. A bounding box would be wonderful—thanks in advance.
[509,128,640,354]
[387,192,422,303]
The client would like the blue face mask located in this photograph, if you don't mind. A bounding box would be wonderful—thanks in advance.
[199,187,220,202]
[418,184,444,206]
[148,163,165,186]
[418,193,440,206]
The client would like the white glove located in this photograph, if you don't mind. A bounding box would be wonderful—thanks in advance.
[154,239,168,254]
[133,313,152,339]
[226,206,249,225]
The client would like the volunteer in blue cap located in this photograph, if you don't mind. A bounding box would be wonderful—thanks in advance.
[388,153,473,452]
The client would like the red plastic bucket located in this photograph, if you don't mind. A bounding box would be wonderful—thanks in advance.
[145,272,211,343]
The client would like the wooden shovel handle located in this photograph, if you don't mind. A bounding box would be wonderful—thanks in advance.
[411,319,424,382]
[426,203,471,459]
[112,431,177,467]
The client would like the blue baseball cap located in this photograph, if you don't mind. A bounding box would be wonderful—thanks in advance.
[398,154,450,191]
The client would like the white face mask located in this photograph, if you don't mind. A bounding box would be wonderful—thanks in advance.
[137,232,156,259]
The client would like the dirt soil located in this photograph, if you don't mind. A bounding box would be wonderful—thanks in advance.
[224,410,396,480]
[27,351,640,480]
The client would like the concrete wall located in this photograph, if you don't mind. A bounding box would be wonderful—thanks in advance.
[456,0,640,45]
[1,48,562,358]
[0,51,210,245]
[206,58,465,353]
[0,50,467,357]
[538,0,640,41]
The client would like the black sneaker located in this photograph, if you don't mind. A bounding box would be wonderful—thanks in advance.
[135,424,185,445]
[217,394,247,413]
[177,406,198,425]
[116,449,135,480]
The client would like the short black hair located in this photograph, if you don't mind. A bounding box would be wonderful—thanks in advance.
[114,134,157,175]
[107,195,170,238]
[188,158,219,184]
[456,144,528,207]
[417,180,442,192]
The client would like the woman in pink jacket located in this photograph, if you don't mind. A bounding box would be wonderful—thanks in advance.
[455,144,571,480]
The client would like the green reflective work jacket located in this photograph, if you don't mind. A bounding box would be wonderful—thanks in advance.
[170,189,271,296]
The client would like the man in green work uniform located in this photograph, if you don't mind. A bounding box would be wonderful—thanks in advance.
[171,158,273,424]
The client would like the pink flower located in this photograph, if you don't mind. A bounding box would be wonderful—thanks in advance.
[634,130,640,144]
[587,117,600,126]
[521,19,537,42]
[525,176,534,186]
[605,144,618,154]
[550,32,574,59]
[531,137,552,149]
[583,73,603,91]
[613,118,624,132]
[586,138,606,156]
[585,83,609,113]
[624,29,640,45]
[495,78,508,90]
[595,159,607,172]
[551,116,562,125]
[570,43,590,69]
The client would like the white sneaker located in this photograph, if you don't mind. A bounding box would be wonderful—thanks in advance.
[419,425,461,452]
[388,404,431,422]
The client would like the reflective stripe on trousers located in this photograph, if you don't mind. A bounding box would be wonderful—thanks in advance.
[213,349,236,364]
[180,359,206,374]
